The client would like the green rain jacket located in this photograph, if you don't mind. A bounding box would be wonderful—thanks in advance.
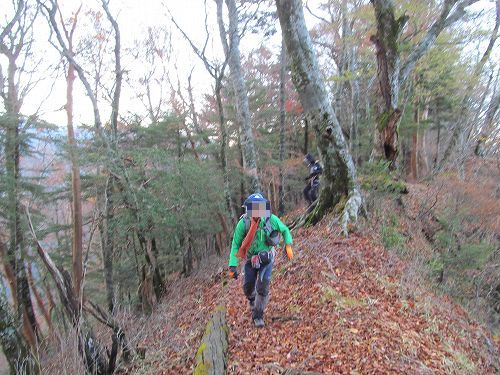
[228,214,293,267]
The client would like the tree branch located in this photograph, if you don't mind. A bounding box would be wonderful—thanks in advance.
[400,0,480,83]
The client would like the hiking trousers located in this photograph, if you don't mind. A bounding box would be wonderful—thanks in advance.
[243,259,273,320]
[303,179,320,205]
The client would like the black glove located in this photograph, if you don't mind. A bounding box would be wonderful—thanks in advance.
[228,266,238,279]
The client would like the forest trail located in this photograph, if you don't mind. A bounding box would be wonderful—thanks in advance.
[222,224,498,374]
[135,216,498,374]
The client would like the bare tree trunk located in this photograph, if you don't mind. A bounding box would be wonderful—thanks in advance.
[237,136,246,204]
[27,264,53,333]
[350,65,360,162]
[215,75,236,224]
[101,0,123,315]
[57,5,84,303]
[216,0,261,192]
[419,103,430,175]
[276,0,362,233]
[169,9,235,223]
[438,0,499,168]
[410,94,419,180]
[303,116,309,155]
[370,0,480,167]
[475,90,499,156]
[278,37,287,216]
[369,0,407,166]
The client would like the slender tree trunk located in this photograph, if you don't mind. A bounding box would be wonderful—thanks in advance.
[3,48,41,350]
[66,58,84,304]
[278,37,287,216]
[27,264,52,333]
[410,94,419,180]
[276,0,362,233]
[216,0,261,192]
[103,178,115,313]
[419,103,430,175]
[351,66,360,162]
[475,89,499,156]
[437,0,499,168]
[237,136,246,204]
[215,76,236,224]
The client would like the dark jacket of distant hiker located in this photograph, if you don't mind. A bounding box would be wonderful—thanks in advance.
[303,153,323,205]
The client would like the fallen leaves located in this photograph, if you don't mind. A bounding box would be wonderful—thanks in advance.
[223,225,499,374]
[133,219,498,374]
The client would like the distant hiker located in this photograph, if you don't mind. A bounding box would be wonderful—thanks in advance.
[228,193,293,328]
[303,153,323,205]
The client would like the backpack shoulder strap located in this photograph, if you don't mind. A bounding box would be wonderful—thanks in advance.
[264,216,273,234]
[242,215,272,234]
[240,214,250,234]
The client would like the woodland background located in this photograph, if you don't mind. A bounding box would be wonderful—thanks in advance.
[0,0,498,373]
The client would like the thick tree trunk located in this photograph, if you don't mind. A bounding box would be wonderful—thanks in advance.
[276,0,362,233]
[370,0,479,167]
[369,0,407,166]
[217,0,261,192]
[278,37,286,217]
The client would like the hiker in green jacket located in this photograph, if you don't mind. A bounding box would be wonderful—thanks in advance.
[228,193,294,328]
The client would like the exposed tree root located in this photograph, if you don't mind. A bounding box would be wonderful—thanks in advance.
[289,188,363,236]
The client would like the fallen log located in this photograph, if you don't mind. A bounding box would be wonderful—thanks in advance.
[193,306,228,375]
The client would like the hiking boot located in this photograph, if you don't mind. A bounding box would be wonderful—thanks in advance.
[249,299,255,311]
[253,318,265,328]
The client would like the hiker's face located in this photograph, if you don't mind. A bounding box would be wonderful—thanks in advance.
[248,202,269,218]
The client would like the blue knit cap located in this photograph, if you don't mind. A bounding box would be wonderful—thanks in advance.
[244,193,271,218]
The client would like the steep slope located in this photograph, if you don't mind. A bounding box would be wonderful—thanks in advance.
[130,218,498,374]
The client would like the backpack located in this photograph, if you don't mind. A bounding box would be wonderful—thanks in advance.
[241,214,280,246]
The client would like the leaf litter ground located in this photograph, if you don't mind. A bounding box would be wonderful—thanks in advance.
[137,220,498,374]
